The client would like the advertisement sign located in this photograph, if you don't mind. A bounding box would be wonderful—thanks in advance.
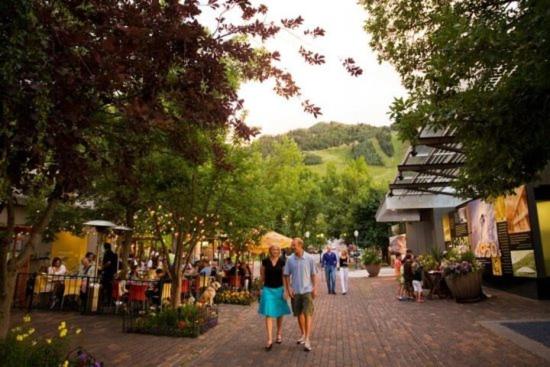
[389,234,406,255]
[466,199,500,258]
[465,186,537,278]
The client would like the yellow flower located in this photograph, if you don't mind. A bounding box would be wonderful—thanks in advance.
[23,315,32,323]
[31,340,37,346]
[28,328,35,335]
[46,338,52,344]
[75,328,82,335]
[58,321,67,330]
[59,328,68,338]
[21,333,29,339]
[16,335,24,342]
[62,360,69,367]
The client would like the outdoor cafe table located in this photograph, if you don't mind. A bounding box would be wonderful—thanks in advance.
[425,270,450,299]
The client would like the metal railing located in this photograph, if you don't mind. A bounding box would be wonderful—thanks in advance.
[12,273,219,314]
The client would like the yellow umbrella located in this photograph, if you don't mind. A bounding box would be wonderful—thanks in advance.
[249,231,292,254]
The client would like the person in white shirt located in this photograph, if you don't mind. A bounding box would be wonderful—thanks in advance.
[48,257,67,309]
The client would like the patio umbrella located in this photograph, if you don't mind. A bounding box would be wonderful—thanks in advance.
[249,231,292,254]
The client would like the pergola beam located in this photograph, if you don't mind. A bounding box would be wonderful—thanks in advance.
[398,163,463,172]
[389,181,453,190]
[416,136,456,145]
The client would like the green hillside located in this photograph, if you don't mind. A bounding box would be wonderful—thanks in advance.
[259,122,408,187]
[307,132,407,187]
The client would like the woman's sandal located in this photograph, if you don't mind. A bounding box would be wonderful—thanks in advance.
[276,335,283,344]
[265,342,273,351]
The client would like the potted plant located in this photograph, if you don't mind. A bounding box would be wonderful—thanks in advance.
[441,249,483,302]
[361,247,382,277]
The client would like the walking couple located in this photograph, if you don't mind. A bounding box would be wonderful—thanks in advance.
[258,238,317,352]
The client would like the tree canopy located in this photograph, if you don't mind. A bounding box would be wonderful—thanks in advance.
[363,0,550,197]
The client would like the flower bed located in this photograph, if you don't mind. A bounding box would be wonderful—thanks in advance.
[214,289,257,305]
[123,304,218,338]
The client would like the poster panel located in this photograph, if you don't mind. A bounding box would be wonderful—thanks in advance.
[505,186,531,234]
[389,234,406,255]
[511,250,537,278]
[467,199,500,258]
[442,214,451,242]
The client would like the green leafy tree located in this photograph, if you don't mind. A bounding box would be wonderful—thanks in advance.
[363,0,550,197]
[351,139,383,165]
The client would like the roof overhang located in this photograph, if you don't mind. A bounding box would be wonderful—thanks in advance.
[377,126,470,223]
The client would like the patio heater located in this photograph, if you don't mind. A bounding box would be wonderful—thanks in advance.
[83,220,115,313]
[83,220,116,278]
[113,225,132,274]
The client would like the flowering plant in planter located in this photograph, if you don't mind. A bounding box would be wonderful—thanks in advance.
[125,303,218,338]
[441,248,484,302]
[440,249,482,277]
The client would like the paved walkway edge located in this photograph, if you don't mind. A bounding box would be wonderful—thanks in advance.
[479,319,550,363]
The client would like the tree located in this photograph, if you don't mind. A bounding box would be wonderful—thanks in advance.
[1,0,364,336]
[321,158,373,240]
[363,0,550,197]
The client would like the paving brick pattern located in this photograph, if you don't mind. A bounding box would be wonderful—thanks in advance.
[13,274,550,367]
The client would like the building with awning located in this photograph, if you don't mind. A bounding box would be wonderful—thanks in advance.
[376,127,468,254]
[377,127,550,299]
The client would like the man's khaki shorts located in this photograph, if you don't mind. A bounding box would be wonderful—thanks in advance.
[291,292,314,316]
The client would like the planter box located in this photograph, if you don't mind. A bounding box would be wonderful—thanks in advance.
[445,271,483,303]
[123,305,218,338]
[365,264,381,277]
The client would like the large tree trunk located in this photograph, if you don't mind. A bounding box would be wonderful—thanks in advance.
[0,274,16,338]
[170,236,185,308]
[0,192,59,338]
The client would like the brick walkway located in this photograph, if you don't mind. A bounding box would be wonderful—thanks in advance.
[12,274,550,366]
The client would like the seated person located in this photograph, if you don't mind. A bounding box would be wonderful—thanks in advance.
[147,268,170,306]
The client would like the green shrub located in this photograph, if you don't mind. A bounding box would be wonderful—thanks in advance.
[303,153,323,165]
[361,247,382,265]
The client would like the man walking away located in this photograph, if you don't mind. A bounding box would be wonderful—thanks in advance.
[321,246,337,294]
[284,238,317,352]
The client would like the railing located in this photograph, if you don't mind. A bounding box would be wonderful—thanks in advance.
[12,272,221,314]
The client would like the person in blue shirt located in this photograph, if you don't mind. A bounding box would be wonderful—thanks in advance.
[321,247,338,295]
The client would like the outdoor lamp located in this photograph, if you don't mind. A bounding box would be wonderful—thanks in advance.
[83,220,116,278]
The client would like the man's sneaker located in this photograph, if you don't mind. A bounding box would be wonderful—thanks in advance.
[296,336,305,344]
[304,341,312,352]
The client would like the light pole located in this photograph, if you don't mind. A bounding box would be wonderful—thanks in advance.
[354,230,359,246]
[304,231,310,248]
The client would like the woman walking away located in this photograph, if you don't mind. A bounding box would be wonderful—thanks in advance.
[339,249,350,295]
[259,245,291,351]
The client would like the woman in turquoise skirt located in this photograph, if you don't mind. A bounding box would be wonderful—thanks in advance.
[259,244,291,350]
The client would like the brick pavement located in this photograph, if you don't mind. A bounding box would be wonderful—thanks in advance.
[12,274,550,367]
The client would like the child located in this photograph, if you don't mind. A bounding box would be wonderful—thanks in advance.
[402,254,414,300]
[412,256,424,303]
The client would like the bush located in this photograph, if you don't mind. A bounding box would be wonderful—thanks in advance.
[125,304,218,338]
[303,153,323,165]
[361,247,382,265]
[214,290,257,305]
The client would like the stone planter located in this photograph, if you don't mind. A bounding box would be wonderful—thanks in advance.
[444,270,483,303]
[365,264,381,277]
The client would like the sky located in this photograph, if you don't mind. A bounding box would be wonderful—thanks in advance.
[234,0,407,136]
